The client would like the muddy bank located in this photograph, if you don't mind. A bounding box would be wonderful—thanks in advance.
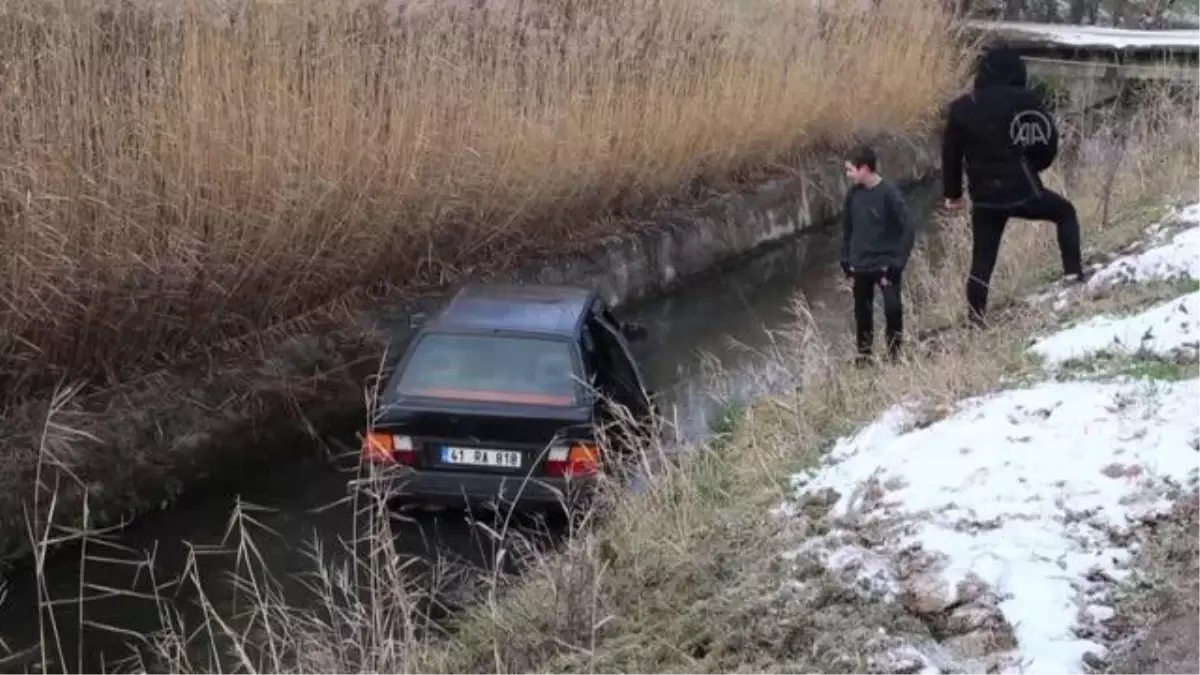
[0,134,938,566]
[1106,495,1200,675]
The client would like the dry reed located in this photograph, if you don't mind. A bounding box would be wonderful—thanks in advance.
[0,0,966,402]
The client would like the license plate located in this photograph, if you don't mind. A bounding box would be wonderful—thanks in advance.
[441,446,522,469]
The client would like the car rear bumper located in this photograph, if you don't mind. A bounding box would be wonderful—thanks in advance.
[347,468,593,511]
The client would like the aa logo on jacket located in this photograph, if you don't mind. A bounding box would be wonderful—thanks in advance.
[1010,110,1052,147]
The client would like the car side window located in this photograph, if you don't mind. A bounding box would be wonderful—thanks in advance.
[579,324,601,384]
[583,319,615,395]
[589,310,650,416]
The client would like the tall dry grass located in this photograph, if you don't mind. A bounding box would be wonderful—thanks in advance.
[9,90,1194,674]
[0,0,966,402]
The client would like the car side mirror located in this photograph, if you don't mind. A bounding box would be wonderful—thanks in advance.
[621,321,647,342]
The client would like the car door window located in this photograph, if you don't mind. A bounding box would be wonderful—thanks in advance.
[583,321,618,399]
[591,313,650,417]
[579,325,603,392]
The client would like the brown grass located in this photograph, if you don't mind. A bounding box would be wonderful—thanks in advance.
[12,89,1198,673]
[1105,494,1199,675]
[0,0,966,403]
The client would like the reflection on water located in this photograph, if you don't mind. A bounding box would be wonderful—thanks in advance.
[631,182,938,442]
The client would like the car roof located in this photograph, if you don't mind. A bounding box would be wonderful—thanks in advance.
[423,283,597,337]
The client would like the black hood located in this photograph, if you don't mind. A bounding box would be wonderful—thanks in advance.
[973,44,1028,90]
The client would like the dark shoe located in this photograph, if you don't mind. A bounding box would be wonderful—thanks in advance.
[1062,270,1089,285]
[854,354,875,368]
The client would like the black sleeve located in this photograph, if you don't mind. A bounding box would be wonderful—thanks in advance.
[941,104,965,200]
[886,185,917,270]
[1024,93,1060,173]
[840,191,853,266]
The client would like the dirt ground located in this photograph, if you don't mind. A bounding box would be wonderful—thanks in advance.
[1107,495,1200,675]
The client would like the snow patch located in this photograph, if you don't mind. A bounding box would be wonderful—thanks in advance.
[870,644,944,675]
[1087,226,1200,290]
[783,378,1200,674]
[970,20,1200,49]
[1177,202,1200,224]
[796,539,902,603]
[1024,205,1199,312]
[1028,291,1200,366]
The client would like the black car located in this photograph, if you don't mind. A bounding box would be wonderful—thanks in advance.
[349,283,654,513]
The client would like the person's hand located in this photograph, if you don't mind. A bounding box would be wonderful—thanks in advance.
[943,197,966,212]
[840,261,852,278]
[883,266,901,285]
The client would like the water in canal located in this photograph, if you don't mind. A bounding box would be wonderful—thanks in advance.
[0,184,938,673]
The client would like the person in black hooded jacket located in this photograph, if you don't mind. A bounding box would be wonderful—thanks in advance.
[942,43,1086,327]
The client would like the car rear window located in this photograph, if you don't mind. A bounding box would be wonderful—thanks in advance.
[395,333,582,406]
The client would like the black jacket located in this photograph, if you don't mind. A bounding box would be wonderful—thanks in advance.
[941,45,1059,210]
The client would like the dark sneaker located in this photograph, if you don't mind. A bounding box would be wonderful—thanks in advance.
[1062,271,1089,286]
[854,354,875,368]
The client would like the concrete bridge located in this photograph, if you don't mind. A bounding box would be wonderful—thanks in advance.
[965,20,1199,110]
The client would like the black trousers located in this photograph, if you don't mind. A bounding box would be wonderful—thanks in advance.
[968,188,1084,324]
[852,269,903,359]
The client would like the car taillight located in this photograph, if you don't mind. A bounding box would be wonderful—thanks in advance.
[362,432,416,466]
[544,442,600,478]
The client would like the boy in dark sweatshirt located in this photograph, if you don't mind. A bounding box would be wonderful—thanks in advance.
[840,145,917,363]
